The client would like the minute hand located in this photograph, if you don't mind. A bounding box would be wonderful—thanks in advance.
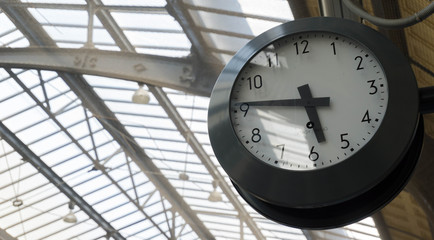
[243,97,330,107]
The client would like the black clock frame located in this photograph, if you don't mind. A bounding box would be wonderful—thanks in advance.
[208,17,420,228]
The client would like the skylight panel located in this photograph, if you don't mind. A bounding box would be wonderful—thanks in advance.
[42,26,86,43]
[7,37,30,48]
[42,143,82,167]
[42,221,98,240]
[85,74,137,89]
[28,131,71,156]
[112,211,146,232]
[56,42,86,48]
[0,29,27,47]
[1,95,40,128]
[50,155,89,178]
[188,11,254,37]
[23,0,86,4]
[73,174,113,196]
[16,119,58,144]
[24,217,88,240]
[0,13,17,33]
[201,32,249,53]
[111,12,182,31]
[118,113,177,130]
[55,104,85,128]
[94,44,121,51]
[18,181,59,206]
[62,164,98,187]
[184,0,292,22]
[102,0,165,7]
[0,80,22,101]
[64,120,94,141]
[124,31,190,50]
[6,106,46,131]
[66,226,106,240]
[88,186,127,212]
[28,8,88,25]
[0,168,39,200]
[135,48,190,57]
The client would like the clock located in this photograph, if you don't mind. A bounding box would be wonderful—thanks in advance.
[208,17,423,229]
[231,31,388,171]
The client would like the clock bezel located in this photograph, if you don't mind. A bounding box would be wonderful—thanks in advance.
[208,17,419,208]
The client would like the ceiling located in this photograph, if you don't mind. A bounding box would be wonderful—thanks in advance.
[0,0,432,240]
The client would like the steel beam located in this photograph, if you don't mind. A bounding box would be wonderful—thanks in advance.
[0,2,167,13]
[0,121,125,240]
[0,228,17,240]
[0,47,213,96]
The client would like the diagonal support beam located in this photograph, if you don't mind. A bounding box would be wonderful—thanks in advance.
[0,121,125,240]
[0,228,17,240]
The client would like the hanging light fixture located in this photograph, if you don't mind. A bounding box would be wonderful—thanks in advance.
[132,83,150,104]
[208,180,222,202]
[179,172,189,181]
[12,198,23,207]
[63,201,77,223]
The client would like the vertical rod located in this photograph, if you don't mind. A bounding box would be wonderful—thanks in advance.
[419,86,434,114]
[86,2,95,48]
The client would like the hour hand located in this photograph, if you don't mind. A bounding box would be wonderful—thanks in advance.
[298,84,326,143]
[242,97,330,107]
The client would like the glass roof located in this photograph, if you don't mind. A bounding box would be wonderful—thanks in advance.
[0,0,381,239]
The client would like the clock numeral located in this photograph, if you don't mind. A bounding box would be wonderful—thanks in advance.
[340,133,350,149]
[367,80,378,94]
[331,42,336,55]
[251,128,261,143]
[362,110,372,123]
[354,56,364,70]
[239,103,249,117]
[267,53,278,67]
[294,40,309,55]
[276,144,285,159]
[247,75,263,90]
[309,146,319,161]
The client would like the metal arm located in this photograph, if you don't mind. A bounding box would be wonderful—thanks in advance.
[419,87,434,114]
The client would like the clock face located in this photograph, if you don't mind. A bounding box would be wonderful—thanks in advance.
[229,32,389,171]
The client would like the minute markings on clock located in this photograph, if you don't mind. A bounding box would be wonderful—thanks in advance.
[229,34,387,170]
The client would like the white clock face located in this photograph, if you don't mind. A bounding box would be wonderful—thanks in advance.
[230,32,388,171]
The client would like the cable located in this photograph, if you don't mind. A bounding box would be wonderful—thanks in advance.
[342,0,434,28]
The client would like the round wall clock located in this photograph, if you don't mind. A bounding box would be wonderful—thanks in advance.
[208,17,423,229]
